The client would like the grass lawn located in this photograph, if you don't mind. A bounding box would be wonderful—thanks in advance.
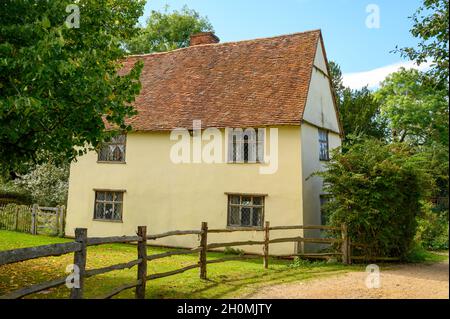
[0,230,367,299]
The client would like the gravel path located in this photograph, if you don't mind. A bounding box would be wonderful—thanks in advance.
[249,258,449,299]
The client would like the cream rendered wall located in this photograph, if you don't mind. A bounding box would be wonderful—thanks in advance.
[299,40,342,252]
[65,127,304,255]
[302,41,340,134]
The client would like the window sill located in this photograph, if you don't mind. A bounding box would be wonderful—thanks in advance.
[226,161,265,165]
[97,161,126,164]
[226,226,264,231]
[92,219,123,223]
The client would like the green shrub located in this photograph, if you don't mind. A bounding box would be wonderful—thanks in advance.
[415,202,449,250]
[0,188,32,205]
[317,139,433,260]
[223,247,245,255]
[288,257,328,268]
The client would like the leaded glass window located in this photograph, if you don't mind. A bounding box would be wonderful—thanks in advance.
[98,134,126,162]
[319,129,329,161]
[227,195,265,227]
[94,191,124,221]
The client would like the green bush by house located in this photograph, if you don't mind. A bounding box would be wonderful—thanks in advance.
[318,139,434,259]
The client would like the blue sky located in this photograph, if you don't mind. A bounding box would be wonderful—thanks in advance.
[141,0,427,88]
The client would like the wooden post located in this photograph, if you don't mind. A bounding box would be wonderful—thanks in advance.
[60,205,66,237]
[70,228,87,299]
[347,235,352,265]
[263,221,270,269]
[14,206,19,231]
[341,224,349,265]
[31,204,38,235]
[57,206,64,237]
[199,222,208,280]
[135,226,147,299]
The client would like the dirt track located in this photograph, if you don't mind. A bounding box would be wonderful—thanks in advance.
[249,258,449,299]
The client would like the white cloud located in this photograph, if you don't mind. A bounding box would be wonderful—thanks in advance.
[342,60,432,90]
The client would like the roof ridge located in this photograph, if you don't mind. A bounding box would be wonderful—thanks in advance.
[126,29,322,58]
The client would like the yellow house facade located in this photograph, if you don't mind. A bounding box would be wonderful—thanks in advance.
[65,30,343,255]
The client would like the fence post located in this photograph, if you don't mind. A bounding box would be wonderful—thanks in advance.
[70,228,87,299]
[14,206,19,231]
[60,205,66,237]
[199,222,208,280]
[347,235,352,265]
[136,226,147,299]
[263,221,270,269]
[31,204,38,235]
[341,224,349,265]
[57,206,64,237]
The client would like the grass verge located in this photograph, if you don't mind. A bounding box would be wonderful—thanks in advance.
[0,230,365,299]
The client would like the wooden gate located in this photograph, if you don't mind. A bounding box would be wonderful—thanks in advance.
[31,205,65,236]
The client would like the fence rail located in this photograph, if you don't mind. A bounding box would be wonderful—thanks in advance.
[0,222,353,299]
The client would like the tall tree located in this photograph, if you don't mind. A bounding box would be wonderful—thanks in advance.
[0,0,145,174]
[339,87,386,143]
[375,68,449,146]
[125,5,214,54]
[398,0,449,84]
[328,61,385,143]
[328,61,345,106]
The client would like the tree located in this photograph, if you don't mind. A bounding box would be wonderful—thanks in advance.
[0,0,145,174]
[328,61,345,105]
[125,5,214,54]
[13,162,69,206]
[339,87,386,144]
[398,0,449,84]
[318,139,433,259]
[375,68,449,146]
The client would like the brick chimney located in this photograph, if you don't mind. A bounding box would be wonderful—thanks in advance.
[189,32,220,46]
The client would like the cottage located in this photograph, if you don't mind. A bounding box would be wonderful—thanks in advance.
[65,30,343,255]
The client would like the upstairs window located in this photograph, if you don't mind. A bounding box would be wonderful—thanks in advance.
[98,134,126,162]
[227,194,265,228]
[228,128,264,163]
[319,129,329,161]
[94,190,124,221]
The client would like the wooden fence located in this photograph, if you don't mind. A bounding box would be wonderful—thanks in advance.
[0,204,65,236]
[0,222,349,299]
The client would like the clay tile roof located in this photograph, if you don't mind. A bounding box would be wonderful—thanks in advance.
[120,29,322,131]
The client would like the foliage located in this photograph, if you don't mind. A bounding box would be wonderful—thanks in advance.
[0,0,145,173]
[375,68,449,147]
[317,139,434,259]
[125,5,213,54]
[404,244,449,263]
[339,87,387,144]
[13,162,69,206]
[397,0,449,84]
[415,202,449,250]
[223,247,245,256]
[328,61,345,102]
[0,181,32,205]
[288,257,330,268]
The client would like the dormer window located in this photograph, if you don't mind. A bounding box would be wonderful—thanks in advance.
[98,134,126,163]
